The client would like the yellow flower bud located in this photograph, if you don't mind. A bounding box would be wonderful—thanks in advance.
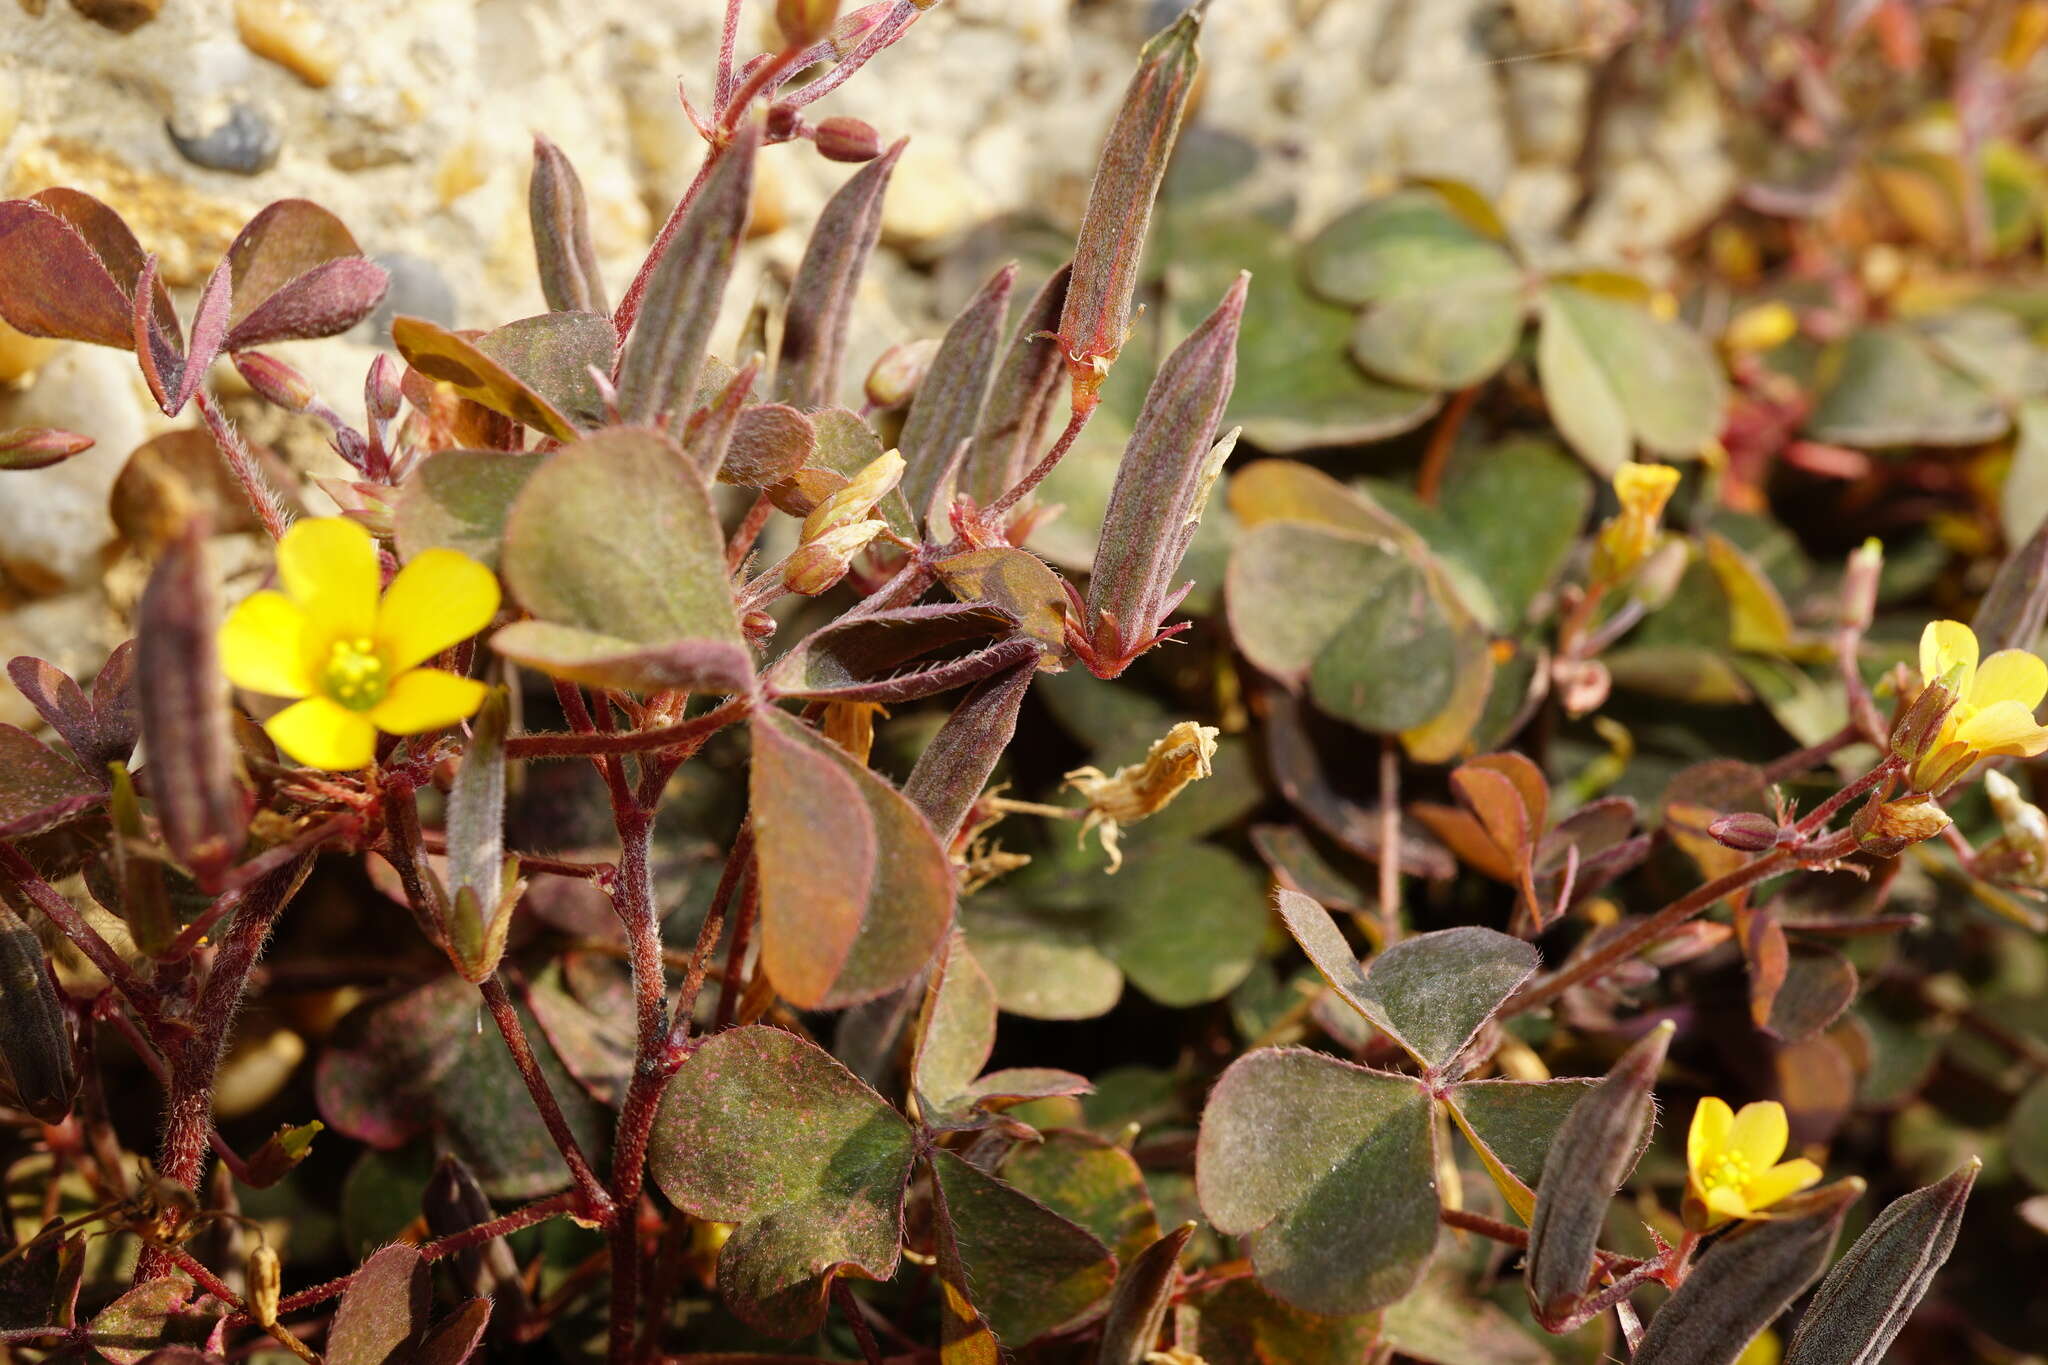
[249,1243,281,1327]
[1724,301,1798,354]
[801,448,904,543]
[1593,461,1681,585]
[782,520,886,596]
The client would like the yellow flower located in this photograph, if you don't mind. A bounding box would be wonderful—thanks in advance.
[1910,620,2048,792]
[1593,461,1681,583]
[1686,1097,1822,1227]
[220,518,500,770]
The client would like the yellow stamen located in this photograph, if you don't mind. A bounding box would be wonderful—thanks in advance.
[320,638,388,711]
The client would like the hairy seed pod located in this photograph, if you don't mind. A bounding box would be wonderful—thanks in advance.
[528,135,608,315]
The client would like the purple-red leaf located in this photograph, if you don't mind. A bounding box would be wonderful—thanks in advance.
[0,192,160,351]
[225,256,390,350]
[223,198,364,330]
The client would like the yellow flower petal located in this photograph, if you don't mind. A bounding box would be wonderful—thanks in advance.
[264,696,379,770]
[375,549,503,674]
[1954,699,2048,757]
[1920,620,1978,696]
[1974,649,2048,709]
[367,668,488,736]
[220,590,311,699]
[1689,1096,1734,1176]
[278,517,381,645]
[1704,1184,1751,1222]
[1727,1100,1791,1170]
[1744,1158,1822,1212]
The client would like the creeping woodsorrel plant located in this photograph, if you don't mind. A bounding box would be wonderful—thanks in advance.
[0,2,2032,1362]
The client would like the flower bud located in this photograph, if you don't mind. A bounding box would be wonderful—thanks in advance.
[1708,811,1782,853]
[864,338,939,409]
[1839,537,1883,632]
[249,1243,281,1327]
[1980,769,2048,884]
[365,353,402,423]
[1857,795,1952,857]
[1891,673,1960,784]
[1724,300,1798,353]
[801,448,904,542]
[231,350,316,413]
[1627,537,1690,609]
[0,426,94,470]
[815,115,882,164]
[783,520,886,595]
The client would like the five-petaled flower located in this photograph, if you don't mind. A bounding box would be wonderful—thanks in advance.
[1908,620,2048,793]
[220,517,500,770]
[1685,1097,1821,1228]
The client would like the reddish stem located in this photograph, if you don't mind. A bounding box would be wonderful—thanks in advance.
[137,858,308,1280]
[506,697,751,759]
[0,842,165,1036]
[480,975,613,1217]
[1416,384,1479,505]
[984,402,1092,521]
[194,389,290,541]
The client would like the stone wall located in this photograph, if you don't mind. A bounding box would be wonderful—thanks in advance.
[0,0,1727,725]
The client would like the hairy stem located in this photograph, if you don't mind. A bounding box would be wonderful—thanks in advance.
[606,806,668,1364]
[194,389,291,541]
[0,842,164,1036]
[138,858,307,1280]
[480,975,612,1217]
[984,402,1092,521]
[506,696,751,759]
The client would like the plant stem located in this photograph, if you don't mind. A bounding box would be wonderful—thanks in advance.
[137,858,308,1281]
[1377,736,1402,944]
[715,875,760,1032]
[1416,384,1478,505]
[480,976,612,1217]
[613,153,719,343]
[253,1192,581,1324]
[193,389,291,541]
[833,1279,885,1365]
[1506,845,1806,1018]
[605,805,669,1364]
[1760,722,1860,784]
[1788,755,1898,836]
[0,842,165,1036]
[506,696,751,759]
[984,402,1092,521]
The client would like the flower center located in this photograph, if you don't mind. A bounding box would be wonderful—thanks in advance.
[1699,1151,1752,1193]
[321,637,388,711]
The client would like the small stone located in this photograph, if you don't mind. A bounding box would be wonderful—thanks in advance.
[363,253,458,341]
[67,0,160,33]
[0,347,156,593]
[167,102,281,177]
[234,0,342,89]
[0,320,61,385]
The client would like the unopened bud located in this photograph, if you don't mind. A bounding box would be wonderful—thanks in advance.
[864,338,939,409]
[1892,674,1960,783]
[249,1243,280,1327]
[0,426,94,470]
[1980,769,2048,884]
[231,350,317,413]
[741,609,777,646]
[815,115,882,164]
[1723,300,1798,353]
[1708,811,1782,853]
[365,353,402,424]
[801,448,904,542]
[777,0,840,47]
[1858,795,1952,857]
[1839,538,1883,632]
[784,520,886,595]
